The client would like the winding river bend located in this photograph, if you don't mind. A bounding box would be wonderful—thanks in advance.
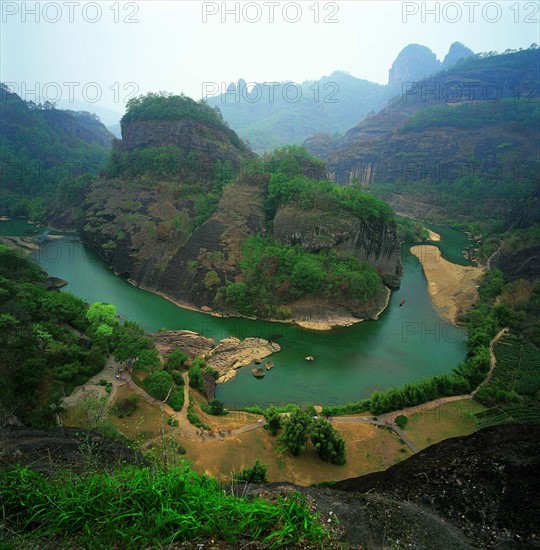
[2,220,475,408]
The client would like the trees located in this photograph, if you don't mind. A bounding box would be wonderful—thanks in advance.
[209,399,224,416]
[280,408,312,456]
[166,350,187,371]
[233,460,268,484]
[309,419,346,465]
[263,406,282,435]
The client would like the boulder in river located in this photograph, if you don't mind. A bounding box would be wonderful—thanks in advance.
[252,367,265,378]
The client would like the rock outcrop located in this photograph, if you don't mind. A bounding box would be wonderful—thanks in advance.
[441,41,474,69]
[151,330,280,385]
[243,424,540,549]
[388,44,441,88]
[328,49,540,189]
[273,205,402,286]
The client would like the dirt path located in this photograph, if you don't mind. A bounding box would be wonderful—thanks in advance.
[80,327,508,451]
[62,356,126,409]
[471,327,509,396]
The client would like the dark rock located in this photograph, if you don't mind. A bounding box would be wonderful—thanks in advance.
[0,426,147,472]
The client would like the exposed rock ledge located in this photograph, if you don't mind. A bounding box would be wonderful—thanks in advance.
[290,287,391,331]
[152,330,280,385]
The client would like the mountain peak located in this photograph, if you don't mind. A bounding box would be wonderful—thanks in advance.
[388,44,441,87]
[442,42,475,69]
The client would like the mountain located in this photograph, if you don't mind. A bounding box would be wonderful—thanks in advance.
[388,43,441,87]
[0,84,115,220]
[205,71,394,152]
[441,41,475,69]
[208,43,476,153]
[80,94,401,324]
[325,48,540,221]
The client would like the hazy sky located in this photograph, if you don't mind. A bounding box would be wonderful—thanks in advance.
[2,1,538,120]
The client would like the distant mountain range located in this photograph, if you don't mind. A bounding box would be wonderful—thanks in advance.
[206,42,475,152]
[318,47,540,221]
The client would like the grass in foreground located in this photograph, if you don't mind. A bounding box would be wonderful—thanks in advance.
[0,464,328,549]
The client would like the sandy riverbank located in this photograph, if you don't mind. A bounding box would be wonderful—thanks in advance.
[410,245,484,324]
[427,229,441,241]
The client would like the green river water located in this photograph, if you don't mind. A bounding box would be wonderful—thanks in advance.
[1,219,475,409]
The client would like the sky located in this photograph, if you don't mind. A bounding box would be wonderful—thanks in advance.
[1,0,538,122]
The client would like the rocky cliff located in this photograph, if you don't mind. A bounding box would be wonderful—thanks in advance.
[327,48,540,224]
[273,204,401,287]
[81,94,402,323]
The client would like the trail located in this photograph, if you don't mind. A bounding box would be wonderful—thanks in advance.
[67,328,508,451]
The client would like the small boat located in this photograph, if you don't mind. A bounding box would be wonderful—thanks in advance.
[399,299,406,307]
[265,361,274,370]
[304,356,314,361]
[252,367,265,378]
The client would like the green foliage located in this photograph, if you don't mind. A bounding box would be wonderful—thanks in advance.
[309,419,346,465]
[401,99,540,133]
[166,349,188,371]
[113,321,153,362]
[122,92,228,131]
[266,173,394,224]
[280,408,312,456]
[0,465,327,548]
[142,370,184,411]
[264,406,283,436]
[0,87,109,220]
[143,371,174,401]
[186,403,210,430]
[189,358,206,393]
[135,349,161,373]
[209,399,225,416]
[396,216,429,242]
[218,235,382,318]
[0,246,109,426]
[170,370,184,386]
[111,394,139,418]
[395,415,408,429]
[233,460,268,484]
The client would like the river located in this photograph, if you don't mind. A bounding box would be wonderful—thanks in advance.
[1,219,475,409]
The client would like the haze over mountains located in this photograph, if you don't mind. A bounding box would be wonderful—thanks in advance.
[206,42,475,151]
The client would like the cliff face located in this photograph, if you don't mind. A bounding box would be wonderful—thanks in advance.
[273,205,402,286]
[81,95,402,321]
[120,118,251,167]
[81,171,268,308]
[328,49,540,189]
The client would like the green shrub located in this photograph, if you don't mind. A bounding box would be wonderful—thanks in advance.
[171,370,184,386]
[112,395,139,418]
[395,415,408,429]
[233,460,268,484]
[309,419,346,465]
[263,406,282,435]
[166,349,188,371]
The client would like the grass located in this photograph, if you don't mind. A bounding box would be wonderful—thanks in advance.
[176,422,410,486]
[402,398,486,450]
[0,464,328,548]
[110,386,173,442]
